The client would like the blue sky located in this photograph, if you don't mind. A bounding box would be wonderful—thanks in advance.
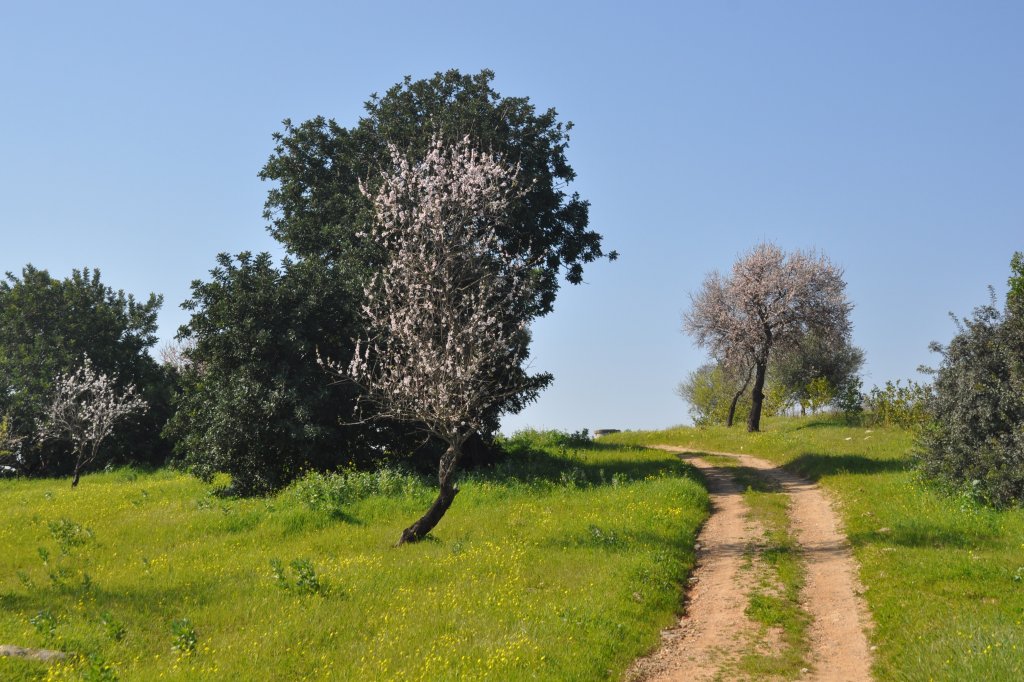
[2,1,1021,433]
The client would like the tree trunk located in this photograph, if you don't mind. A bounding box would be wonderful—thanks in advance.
[396,444,460,546]
[747,361,768,432]
[726,365,754,428]
[71,467,80,488]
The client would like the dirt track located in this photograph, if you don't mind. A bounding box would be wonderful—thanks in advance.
[628,447,874,682]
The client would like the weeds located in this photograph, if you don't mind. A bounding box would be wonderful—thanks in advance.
[171,618,197,656]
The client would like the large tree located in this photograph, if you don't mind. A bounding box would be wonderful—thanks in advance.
[0,266,170,474]
[327,137,549,544]
[174,70,608,490]
[684,243,853,432]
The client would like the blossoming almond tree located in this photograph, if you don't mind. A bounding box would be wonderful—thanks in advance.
[684,243,852,432]
[37,357,148,487]
[322,136,548,545]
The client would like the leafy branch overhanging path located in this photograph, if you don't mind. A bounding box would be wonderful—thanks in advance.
[629,446,875,682]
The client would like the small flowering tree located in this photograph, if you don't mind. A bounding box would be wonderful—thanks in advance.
[323,136,549,545]
[684,243,852,432]
[37,358,148,487]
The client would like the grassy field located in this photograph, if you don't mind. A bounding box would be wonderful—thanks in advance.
[606,417,1024,681]
[0,435,707,681]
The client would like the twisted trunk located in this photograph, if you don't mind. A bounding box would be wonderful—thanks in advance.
[726,365,754,428]
[747,361,768,432]
[396,443,461,546]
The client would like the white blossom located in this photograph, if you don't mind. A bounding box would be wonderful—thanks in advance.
[36,357,148,487]
[321,135,542,543]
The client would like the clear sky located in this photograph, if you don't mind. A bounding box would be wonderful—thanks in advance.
[2,1,1021,434]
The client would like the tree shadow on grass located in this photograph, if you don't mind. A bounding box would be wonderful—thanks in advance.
[474,446,701,489]
[847,520,999,550]
[784,453,912,482]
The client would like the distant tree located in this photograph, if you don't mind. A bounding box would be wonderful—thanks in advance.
[325,137,549,544]
[918,253,1024,505]
[771,332,865,415]
[677,362,754,427]
[0,266,169,474]
[684,244,853,432]
[37,358,147,487]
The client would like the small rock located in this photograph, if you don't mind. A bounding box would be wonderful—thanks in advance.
[800,668,810,675]
[877,527,891,534]
[632,591,643,603]
[870,645,878,651]
[0,645,69,662]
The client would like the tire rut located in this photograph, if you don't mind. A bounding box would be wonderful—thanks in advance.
[628,447,874,682]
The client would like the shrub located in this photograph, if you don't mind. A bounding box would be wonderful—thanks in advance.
[289,467,426,514]
[917,268,1024,506]
[501,428,592,452]
[863,379,931,428]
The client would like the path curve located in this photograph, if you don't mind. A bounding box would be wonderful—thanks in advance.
[629,446,874,682]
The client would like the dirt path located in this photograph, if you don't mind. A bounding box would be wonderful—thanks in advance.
[629,447,874,682]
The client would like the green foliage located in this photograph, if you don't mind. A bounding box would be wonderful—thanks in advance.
[170,618,198,656]
[863,379,931,428]
[0,266,171,476]
[0,415,19,461]
[100,612,126,642]
[918,265,1024,506]
[1008,251,1024,311]
[259,69,608,311]
[676,363,749,427]
[805,376,835,413]
[30,609,57,638]
[770,331,864,414]
[288,467,427,515]
[834,376,864,422]
[165,254,411,495]
[47,518,94,554]
[500,427,592,452]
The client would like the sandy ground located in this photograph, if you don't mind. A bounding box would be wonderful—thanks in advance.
[628,447,874,682]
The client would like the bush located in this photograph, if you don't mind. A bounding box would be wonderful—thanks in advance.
[917,274,1024,506]
[501,428,592,452]
[288,467,427,514]
[863,379,931,428]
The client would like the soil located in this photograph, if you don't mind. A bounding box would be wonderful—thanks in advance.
[627,447,874,682]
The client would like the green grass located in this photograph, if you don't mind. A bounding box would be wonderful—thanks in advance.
[0,440,708,681]
[606,416,1024,681]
